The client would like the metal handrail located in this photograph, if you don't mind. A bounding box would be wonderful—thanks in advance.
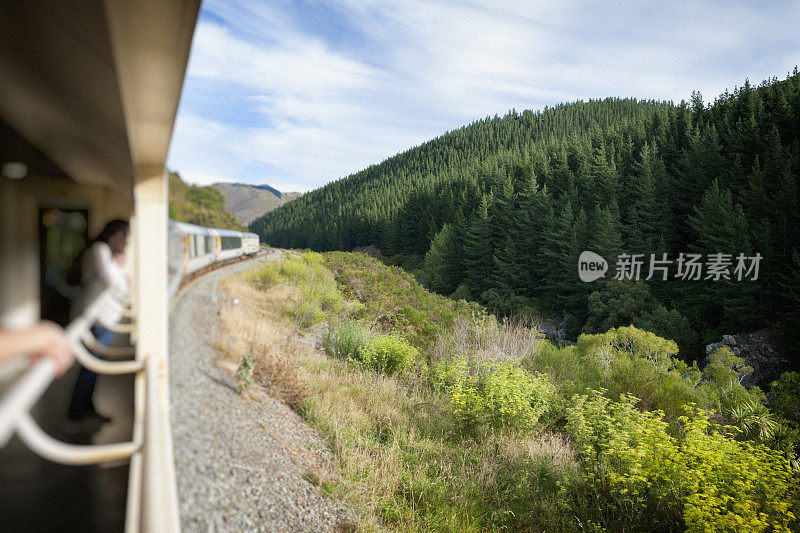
[73,341,142,373]
[98,315,136,334]
[79,331,138,359]
[0,278,177,532]
[0,358,57,447]
[16,412,142,465]
[0,289,139,454]
[0,236,236,530]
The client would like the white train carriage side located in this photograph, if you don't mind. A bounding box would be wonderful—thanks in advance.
[242,232,260,254]
[168,220,260,279]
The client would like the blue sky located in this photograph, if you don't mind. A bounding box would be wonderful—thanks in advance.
[166,0,800,193]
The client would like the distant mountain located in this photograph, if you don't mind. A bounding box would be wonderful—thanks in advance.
[212,182,302,226]
[168,172,244,231]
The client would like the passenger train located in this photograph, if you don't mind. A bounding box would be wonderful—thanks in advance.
[168,220,260,283]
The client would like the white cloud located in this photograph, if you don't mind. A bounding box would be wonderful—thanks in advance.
[167,0,800,193]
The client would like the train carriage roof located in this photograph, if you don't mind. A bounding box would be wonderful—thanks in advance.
[169,220,215,236]
[214,228,248,238]
[0,0,201,189]
[170,221,259,241]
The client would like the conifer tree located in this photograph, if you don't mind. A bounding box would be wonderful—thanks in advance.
[687,180,754,335]
[462,195,495,298]
[424,223,462,295]
[778,250,800,361]
[586,142,620,207]
[590,204,623,270]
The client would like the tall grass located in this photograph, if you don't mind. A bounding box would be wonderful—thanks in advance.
[217,279,306,409]
[322,319,373,361]
[431,315,543,364]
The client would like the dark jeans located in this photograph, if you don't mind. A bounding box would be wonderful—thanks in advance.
[68,324,114,419]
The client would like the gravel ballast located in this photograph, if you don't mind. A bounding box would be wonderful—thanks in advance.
[169,253,350,531]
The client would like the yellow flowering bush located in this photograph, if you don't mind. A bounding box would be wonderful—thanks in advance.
[566,390,799,532]
[435,355,556,430]
[566,391,683,529]
[679,412,797,532]
[356,334,419,375]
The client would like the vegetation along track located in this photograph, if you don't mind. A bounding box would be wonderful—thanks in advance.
[168,251,350,532]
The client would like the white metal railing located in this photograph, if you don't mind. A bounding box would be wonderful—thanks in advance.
[0,235,244,529]
[0,288,152,531]
[0,290,136,444]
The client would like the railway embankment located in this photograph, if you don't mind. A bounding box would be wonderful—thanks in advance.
[169,252,349,531]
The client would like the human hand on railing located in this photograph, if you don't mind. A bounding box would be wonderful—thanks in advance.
[0,321,75,377]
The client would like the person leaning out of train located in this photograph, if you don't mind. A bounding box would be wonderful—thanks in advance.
[67,219,129,426]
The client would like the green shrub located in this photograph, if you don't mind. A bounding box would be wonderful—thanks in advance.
[727,398,781,441]
[701,347,768,415]
[576,325,681,374]
[449,283,473,301]
[572,326,745,419]
[323,319,373,361]
[435,355,557,430]
[768,372,800,471]
[323,252,469,349]
[702,346,752,392]
[526,340,602,398]
[771,371,800,427]
[566,391,685,530]
[566,390,800,532]
[291,300,326,327]
[679,411,798,532]
[235,354,256,394]
[583,279,699,355]
[356,334,419,375]
[245,261,281,289]
[248,253,356,327]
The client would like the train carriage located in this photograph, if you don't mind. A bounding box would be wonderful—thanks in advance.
[242,233,260,255]
[0,1,204,531]
[168,221,261,280]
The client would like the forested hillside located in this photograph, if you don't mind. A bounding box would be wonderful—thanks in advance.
[168,172,245,231]
[251,71,800,359]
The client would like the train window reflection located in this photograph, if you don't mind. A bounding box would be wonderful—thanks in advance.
[221,236,241,250]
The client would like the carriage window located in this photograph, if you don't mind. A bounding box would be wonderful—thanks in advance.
[221,236,241,250]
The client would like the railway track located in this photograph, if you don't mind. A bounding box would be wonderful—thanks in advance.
[176,248,275,294]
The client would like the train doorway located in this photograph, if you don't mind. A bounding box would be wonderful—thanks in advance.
[38,207,88,327]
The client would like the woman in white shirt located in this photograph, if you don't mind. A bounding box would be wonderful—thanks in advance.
[68,219,129,424]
